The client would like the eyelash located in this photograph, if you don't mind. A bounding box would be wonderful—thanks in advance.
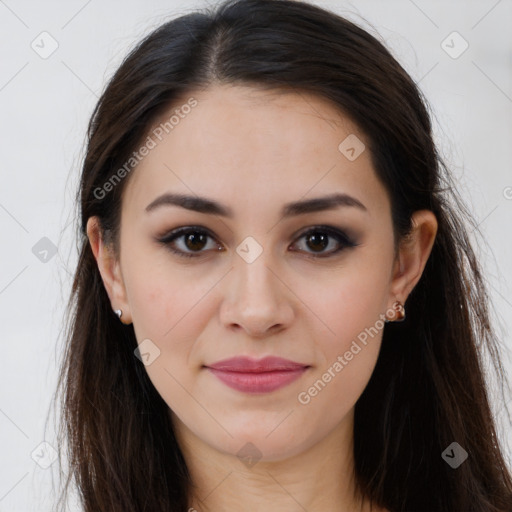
[156,225,359,260]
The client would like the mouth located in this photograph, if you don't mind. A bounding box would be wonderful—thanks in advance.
[204,356,310,394]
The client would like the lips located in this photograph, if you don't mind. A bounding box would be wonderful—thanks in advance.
[207,356,308,372]
[205,356,310,393]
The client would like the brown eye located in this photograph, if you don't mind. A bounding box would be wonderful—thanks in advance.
[305,232,329,252]
[183,232,208,251]
[290,226,358,258]
[157,227,221,258]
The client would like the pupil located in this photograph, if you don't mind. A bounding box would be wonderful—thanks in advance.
[307,233,328,252]
[186,233,206,251]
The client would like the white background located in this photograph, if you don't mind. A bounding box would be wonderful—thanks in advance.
[0,1,511,510]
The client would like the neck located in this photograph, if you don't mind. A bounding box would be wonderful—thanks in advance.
[172,408,377,512]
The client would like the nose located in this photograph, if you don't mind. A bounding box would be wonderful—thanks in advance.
[219,250,295,338]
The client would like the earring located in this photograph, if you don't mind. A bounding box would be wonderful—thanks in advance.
[114,309,122,320]
[385,300,406,323]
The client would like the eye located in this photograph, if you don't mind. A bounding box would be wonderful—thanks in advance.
[290,225,358,258]
[157,227,221,258]
[156,225,359,259]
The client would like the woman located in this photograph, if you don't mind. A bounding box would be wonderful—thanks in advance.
[53,0,512,510]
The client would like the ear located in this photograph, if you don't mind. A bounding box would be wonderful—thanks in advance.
[388,209,438,308]
[86,216,132,325]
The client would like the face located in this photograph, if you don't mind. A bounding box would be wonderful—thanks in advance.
[93,84,415,462]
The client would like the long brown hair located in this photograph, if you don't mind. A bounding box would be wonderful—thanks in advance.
[52,0,512,510]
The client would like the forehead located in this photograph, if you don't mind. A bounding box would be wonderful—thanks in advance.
[122,84,388,220]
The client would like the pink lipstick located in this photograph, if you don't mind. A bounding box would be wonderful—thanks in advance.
[205,356,309,393]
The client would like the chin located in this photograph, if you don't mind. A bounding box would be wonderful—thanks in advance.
[207,423,313,463]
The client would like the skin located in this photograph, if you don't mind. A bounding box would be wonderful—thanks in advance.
[87,84,437,511]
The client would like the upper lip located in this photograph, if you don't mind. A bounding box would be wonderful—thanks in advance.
[205,356,309,373]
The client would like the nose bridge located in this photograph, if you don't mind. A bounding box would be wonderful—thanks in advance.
[219,237,293,335]
[232,239,281,304]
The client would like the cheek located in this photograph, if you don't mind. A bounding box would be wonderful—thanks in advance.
[126,254,213,344]
[124,260,219,398]
[298,257,390,349]
[126,275,206,427]
[292,259,389,411]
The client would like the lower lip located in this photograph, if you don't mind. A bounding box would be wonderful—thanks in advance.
[206,367,308,393]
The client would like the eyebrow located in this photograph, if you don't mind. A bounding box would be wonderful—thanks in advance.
[145,192,367,218]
